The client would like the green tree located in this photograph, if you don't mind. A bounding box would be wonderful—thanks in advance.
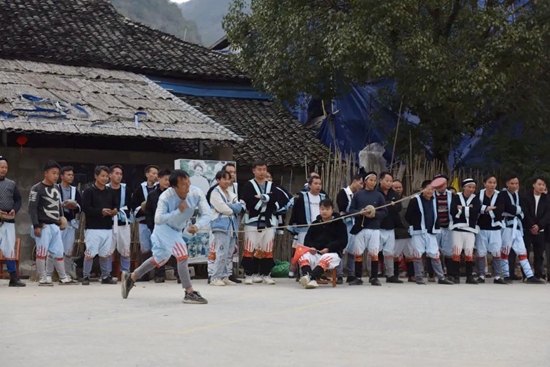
[224,0,550,163]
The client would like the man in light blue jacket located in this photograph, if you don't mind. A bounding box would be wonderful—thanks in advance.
[121,170,212,304]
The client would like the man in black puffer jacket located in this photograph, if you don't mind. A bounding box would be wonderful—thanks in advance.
[297,199,348,289]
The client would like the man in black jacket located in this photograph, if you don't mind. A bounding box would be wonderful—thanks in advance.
[405,180,454,285]
[131,165,159,280]
[145,169,171,283]
[522,177,550,280]
[377,172,403,283]
[449,178,481,284]
[298,199,347,289]
[81,166,119,285]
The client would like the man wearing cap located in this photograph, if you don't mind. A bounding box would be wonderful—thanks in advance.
[0,156,25,287]
[405,180,454,285]
[449,178,481,284]
[433,174,455,282]
[348,171,388,286]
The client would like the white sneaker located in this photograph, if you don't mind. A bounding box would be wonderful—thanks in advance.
[252,274,263,283]
[262,275,276,285]
[210,278,226,286]
[306,279,319,289]
[244,275,253,285]
[222,277,237,286]
[46,276,52,284]
[38,276,53,287]
[288,271,295,278]
[299,274,310,287]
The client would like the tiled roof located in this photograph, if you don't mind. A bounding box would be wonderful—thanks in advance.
[0,0,247,82]
[178,95,329,166]
[0,59,241,142]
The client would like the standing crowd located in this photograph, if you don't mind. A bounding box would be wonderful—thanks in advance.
[1,155,548,305]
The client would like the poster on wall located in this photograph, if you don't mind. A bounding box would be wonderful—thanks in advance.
[174,159,237,264]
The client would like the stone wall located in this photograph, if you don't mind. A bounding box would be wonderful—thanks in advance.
[2,146,233,260]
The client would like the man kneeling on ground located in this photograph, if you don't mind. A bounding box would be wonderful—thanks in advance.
[299,199,348,289]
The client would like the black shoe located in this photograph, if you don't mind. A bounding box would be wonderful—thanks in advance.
[336,277,343,285]
[121,271,135,299]
[452,276,461,284]
[466,276,478,285]
[370,278,381,286]
[477,277,485,284]
[438,278,454,285]
[82,277,90,286]
[228,275,242,284]
[386,275,403,284]
[348,278,363,286]
[207,276,211,284]
[183,291,208,304]
[526,276,545,284]
[416,278,426,285]
[493,278,509,285]
[510,274,522,281]
[177,278,181,284]
[101,276,117,285]
[504,276,512,282]
[9,278,26,287]
[346,276,357,283]
[154,277,165,283]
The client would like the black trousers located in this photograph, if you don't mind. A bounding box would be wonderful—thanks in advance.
[525,232,546,278]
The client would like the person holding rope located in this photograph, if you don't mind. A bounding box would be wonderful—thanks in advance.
[433,174,455,282]
[500,174,544,284]
[475,175,508,284]
[348,171,387,286]
[449,178,482,284]
[392,179,415,282]
[377,172,403,283]
[298,199,347,289]
[336,174,364,284]
[405,180,454,285]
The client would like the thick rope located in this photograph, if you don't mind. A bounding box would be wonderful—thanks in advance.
[196,190,422,235]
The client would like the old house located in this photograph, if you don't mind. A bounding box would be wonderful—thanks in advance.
[0,0,329,259]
